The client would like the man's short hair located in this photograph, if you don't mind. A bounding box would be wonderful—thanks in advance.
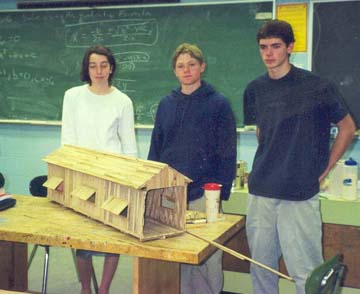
[257,19,295,46]
[172,43,205,69]
[0,172,4,188]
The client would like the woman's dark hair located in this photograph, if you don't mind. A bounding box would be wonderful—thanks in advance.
[257,19,295,46]
[80,45,116,85]
[0,172,4,188]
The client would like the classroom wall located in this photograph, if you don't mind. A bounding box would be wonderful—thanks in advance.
[0,0,359,195]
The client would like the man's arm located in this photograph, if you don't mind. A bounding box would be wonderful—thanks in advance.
[215,100,237,201]
[147,103,164,161]
[319,114,356,182]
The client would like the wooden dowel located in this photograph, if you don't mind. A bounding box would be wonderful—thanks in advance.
[186,230,294,281]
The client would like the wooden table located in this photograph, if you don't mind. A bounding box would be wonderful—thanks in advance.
[0,195,244,293]
[0,291,31,294]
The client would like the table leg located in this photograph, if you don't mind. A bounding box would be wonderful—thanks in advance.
[0,241,28,291]
[133,257,180,294]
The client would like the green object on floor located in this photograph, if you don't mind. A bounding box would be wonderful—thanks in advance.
[305,254,346,294]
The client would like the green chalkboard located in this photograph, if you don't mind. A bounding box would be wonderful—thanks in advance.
[0,2,272,126]
[312,1,360,129]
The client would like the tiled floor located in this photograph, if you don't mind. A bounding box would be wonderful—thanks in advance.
[27,245,241,294]
[28,245,133,294]
[27,245,360,294]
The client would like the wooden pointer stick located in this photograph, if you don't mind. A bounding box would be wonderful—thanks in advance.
[186,230,294,281]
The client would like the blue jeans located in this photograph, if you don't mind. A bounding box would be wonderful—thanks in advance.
[246,194,323,294]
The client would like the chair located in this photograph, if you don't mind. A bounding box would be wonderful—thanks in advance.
[305,254,346,294]
[28,175,98,294]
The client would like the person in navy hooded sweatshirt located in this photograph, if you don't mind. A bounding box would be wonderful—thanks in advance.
[148,43,237,294]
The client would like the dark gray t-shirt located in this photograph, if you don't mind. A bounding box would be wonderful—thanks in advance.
[243,65,348,201]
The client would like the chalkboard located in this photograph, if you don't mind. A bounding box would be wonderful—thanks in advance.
[0,2,272,126]
[312,1,360,128]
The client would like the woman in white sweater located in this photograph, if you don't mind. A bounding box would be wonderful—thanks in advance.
[61,45,137,294]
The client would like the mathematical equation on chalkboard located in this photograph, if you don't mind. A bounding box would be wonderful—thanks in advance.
[0,2,271,125]
[0,8,164,123]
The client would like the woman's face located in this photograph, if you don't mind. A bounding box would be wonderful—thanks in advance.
[88,53,112,86]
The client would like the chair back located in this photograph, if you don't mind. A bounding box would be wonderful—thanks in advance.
[29,175,48,197]
[305,254,346,294]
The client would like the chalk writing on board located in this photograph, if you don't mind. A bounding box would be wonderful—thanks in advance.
[0,34,38,60]
[17,8,153,23]
[0,35,21,46]
[150,103,158,121]
[65,19,158,47]
[0,15,12,25]
[0,2,272,124]
[0,68,55,86]
[116,51,150,71]
[134,102,159,123]
[113,78,136,94]
[0,49,37,61]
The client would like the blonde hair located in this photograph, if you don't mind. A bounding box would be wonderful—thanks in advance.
[172,43,204,69]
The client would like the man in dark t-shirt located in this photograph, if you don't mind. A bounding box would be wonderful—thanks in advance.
[243,20,356,294]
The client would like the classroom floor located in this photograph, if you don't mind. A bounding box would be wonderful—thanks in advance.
[27,246,235,294]
[27,245,360,294]
[27,245,133,294]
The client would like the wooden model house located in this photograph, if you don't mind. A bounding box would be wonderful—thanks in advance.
[43,145,191,241]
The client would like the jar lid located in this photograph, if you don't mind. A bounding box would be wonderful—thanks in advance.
[343,178,355,185]
[345,157,357,166]
[203,183,222,190]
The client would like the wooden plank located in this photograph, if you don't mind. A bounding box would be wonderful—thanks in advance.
[0,195,244,293]
[131,190,146,237]
[0,291,30,294]
[43,145,169,189]
[222,224,250,273]
[43,176,63,190]
[0,196,244,265]
[323,223,360,288]
[71,185,96,201]
[43,145,191,190]
[101,197,128,215]
[133,257,180,294]
[145,187,186,230]
[141,219,184,242]
[188,231,292,281]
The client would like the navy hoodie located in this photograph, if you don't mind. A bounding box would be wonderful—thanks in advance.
[148,81,237,201]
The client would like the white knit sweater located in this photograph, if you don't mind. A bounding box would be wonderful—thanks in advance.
[61,84,137,157]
